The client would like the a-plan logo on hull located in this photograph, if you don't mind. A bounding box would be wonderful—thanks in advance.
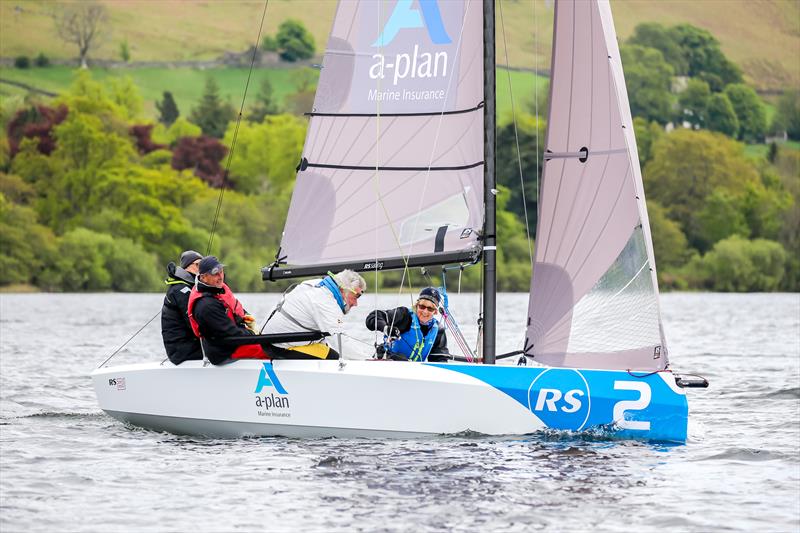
[254,362,288,394]
[372,0,452,47]
[527,368,591,431]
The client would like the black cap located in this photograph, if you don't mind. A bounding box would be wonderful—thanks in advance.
[179,250,202,269]
[198,256,224,275]
[418,287,441,307]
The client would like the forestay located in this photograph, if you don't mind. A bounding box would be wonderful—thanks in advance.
[527,0,668,371]
[278,0,485,271]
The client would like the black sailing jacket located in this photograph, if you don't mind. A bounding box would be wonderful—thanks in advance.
[161,262,202,364]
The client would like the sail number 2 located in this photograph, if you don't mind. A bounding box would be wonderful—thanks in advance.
[612,381,652,431]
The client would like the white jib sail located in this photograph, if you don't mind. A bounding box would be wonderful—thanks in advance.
[527,0,669,371]
[278,0,485,268]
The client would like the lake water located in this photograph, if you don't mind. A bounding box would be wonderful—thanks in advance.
[1,292,798,532]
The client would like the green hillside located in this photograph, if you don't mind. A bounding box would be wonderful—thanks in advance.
[1,0,798,91]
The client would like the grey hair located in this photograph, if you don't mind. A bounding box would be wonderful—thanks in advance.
[333,269,366,293]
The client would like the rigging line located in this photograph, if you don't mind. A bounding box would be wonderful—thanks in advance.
[400,0,473,284]
[206,0,270,254]
[498,0,534,268]
[97,309,161,369]
[100,1,270,370]
[534,0,540,226]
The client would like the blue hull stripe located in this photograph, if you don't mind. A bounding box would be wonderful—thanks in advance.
[428,364,688,442]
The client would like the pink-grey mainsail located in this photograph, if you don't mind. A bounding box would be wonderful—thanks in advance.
[527,0,669,371]
[279,0,484,266]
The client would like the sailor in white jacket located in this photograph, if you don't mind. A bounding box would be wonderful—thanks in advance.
[262,269,366,359]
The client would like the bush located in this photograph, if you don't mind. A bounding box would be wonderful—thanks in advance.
[276,19,315,62]
[14,56,30,69]
[694,235,787,291]
[34,53,50,67]
[261,35,278,52]
[48,228,161,292]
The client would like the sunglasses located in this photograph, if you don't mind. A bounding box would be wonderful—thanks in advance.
[346,288,363,299]
[417,302,437,313]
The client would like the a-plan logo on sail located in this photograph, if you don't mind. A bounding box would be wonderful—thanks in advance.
[369,0,453,87]
[372,0,452,47]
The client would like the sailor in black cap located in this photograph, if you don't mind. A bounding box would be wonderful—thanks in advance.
[161,250,203,364]
[365,287,449,362]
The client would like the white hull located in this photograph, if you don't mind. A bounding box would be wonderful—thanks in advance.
[92,359,688,442]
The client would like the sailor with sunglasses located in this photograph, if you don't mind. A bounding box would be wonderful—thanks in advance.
[365,287,449,362]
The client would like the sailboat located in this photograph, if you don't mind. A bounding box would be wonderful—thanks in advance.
[92,0,705,443]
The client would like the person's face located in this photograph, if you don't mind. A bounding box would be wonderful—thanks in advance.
[200,267,224,288]
[415,299,438,322]
[341,286,363,314]
[185,259,201,275]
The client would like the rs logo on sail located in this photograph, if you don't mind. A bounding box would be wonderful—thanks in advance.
[369,0,453,86]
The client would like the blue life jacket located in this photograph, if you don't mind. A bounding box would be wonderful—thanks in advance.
[318,276,346,313]
[387,309,439,362]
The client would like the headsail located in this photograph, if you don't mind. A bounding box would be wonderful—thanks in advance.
[267,0,484,279]
[527,0,669,371]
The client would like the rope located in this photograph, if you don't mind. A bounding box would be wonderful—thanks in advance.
[207,0,270,254]
[97,0,271,369]
[97,309,161,368]
[498,0,534,267]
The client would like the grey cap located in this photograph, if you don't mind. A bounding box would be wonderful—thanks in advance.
[180,250,203,269]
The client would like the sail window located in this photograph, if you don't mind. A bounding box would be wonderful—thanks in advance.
[397,191,470,247]
[566,226,662,354]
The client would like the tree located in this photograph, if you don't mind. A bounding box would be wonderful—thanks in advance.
[248,78,280,122]
[189,77,235,138]
[119,39,130,62]
[224,114,306,194]
[276,19,315,62]
[495,112,544,236]
[6,104,69,157]
[54,2,109,69]
[129,124,165,155]
[633,117,664,165]
[647,200,693,286]
[772,90,800,140]
[676,78,710,128]
[620,45,674,124]
[0,193,57,286]
[156,91,180,126]
[669,24,741,91]
[628,22,688,76]
[692,236,786,292]
[171,136,228,187]
[724,84,766,143]
[643,129,760,251]
[706,93,739,138]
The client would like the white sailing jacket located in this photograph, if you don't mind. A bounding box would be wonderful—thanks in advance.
[262,278,345,348]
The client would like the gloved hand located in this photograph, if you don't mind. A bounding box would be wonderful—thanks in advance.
[382,325,400,340]
[243,314,258,334]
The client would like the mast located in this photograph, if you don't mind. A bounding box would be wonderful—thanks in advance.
[482,0,496,365]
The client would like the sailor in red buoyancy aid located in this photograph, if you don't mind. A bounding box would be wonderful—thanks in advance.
[187,256,267,364]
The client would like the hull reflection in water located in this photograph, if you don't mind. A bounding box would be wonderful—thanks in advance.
[91,360,688,442]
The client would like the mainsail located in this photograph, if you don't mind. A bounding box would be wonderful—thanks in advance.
[267,0,485,279]
[527,0,669,371]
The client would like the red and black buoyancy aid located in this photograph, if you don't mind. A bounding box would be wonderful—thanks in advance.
[187,283,266,360]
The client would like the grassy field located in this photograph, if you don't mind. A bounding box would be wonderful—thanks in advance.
[1,0,797,91]
[0,65,549,120]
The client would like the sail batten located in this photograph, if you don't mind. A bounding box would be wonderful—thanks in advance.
[527,0,668,371]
